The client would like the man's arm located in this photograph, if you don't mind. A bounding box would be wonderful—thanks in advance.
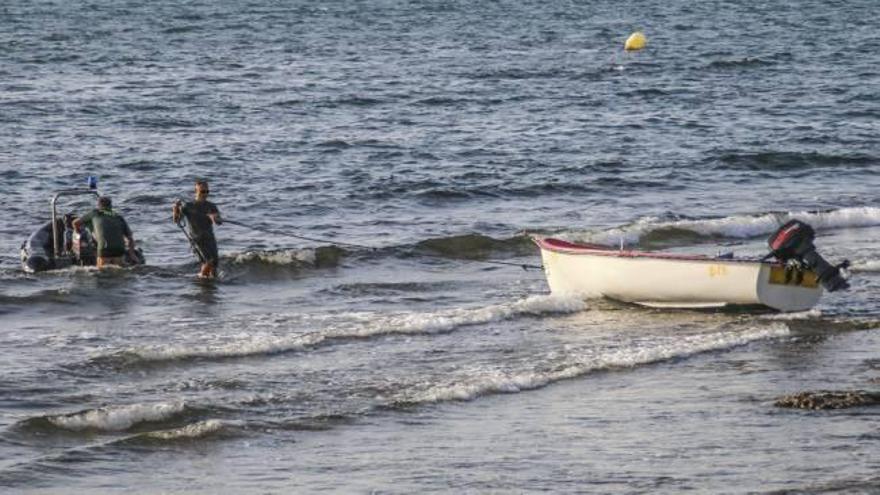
[72,211,93,231]
[208,203,222,225]
[172,201,183,223]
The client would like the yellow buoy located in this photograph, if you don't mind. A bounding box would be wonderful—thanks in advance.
[624,31,647,51]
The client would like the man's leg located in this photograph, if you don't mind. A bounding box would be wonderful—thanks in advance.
[199,262,216,278]
[97,256,123,268]
[197,237,219,278]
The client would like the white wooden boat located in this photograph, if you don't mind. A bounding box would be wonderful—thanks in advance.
[534,237,823,312]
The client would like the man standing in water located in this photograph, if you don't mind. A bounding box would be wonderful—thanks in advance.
[173,179,222,279]
[73,196,137,268]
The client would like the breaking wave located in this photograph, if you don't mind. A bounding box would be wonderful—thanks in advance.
[86,295,586,368]
[569,207,880,247]
[852,259,880,273]
[92,333,324,366]
[118,420,235,445]
[18,401,191,433]
[761,309,822,321]
[224,246,346,271]
[405,324,790,404]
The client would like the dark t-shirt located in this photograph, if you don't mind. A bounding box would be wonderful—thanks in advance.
[79,209,132,256]
[182,200,219,240]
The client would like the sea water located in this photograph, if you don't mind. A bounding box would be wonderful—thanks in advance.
[1,1,879,492]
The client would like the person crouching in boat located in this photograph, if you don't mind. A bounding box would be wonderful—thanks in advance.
[172,179,222,279]
[72,196,137,268]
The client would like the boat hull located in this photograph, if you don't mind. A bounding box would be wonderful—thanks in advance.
[21,221,145,273]
[536,238,822,312]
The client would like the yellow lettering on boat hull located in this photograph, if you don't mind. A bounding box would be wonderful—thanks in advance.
[708,265,728,277]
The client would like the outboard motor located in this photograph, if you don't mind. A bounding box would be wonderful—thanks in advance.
[765,219,849,292]
[20,221,59,273]
[71,228,97,266]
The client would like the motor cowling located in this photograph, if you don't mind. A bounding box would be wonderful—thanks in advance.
[766,219,849,292]
[71,228,96,265]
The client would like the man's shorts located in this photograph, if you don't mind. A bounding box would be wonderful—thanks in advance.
[98,246,126,258]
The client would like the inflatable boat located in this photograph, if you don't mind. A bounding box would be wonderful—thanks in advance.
[20,186,145,273]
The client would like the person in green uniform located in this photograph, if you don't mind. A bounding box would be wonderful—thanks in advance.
[172,179,222,278]
[72,196,137,268]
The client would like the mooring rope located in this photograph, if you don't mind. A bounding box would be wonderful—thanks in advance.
[222,219,544,271]
[223,219,378,251]
[175,217,207,263]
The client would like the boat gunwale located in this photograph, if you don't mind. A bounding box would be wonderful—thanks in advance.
[533,236,777,266]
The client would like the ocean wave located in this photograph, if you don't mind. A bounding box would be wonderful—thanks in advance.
[20,401,189,433]
[415,233,535,259]
[267,98,306,110]
[120,420,233,444]
[0,419,236,485]
[100,332,324,366]
[413,96,468,106]
[124,117,204,129]
[783,317,880,335]
[466,67,569,80]
[852,260,880,273]
[326,280,458,296]
[572,207,880,247]
[709,151,874,171]
[318,96,385,108]
[86,295,586,368]
[16,232,523,281]
[354,177,664,202]
[0,169,24,179]
[124,193,169,205]
[760,309,822,321]
[274,414,357,432]
[162,25,203,35]
[618,88,671,98]
[117,160,161,172]
[404,324,790,404]
[314,138,351,149]
[226,246,346,270]
[707,57,774,69]
[344,294,586,336]
[0,289,75,306]
[775,390,880,410]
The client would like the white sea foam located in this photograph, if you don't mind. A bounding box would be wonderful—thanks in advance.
[132,332,326,362]
[46,265,101,275]
[412,324,790,403]
[231,248,316,265]
[120,294,586,363]
[576,207,880,246]
[761,309,822,321]
[349,294,586,336]
[49,401,185,431]
[144,419,226,440]
[852,259,880,273]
